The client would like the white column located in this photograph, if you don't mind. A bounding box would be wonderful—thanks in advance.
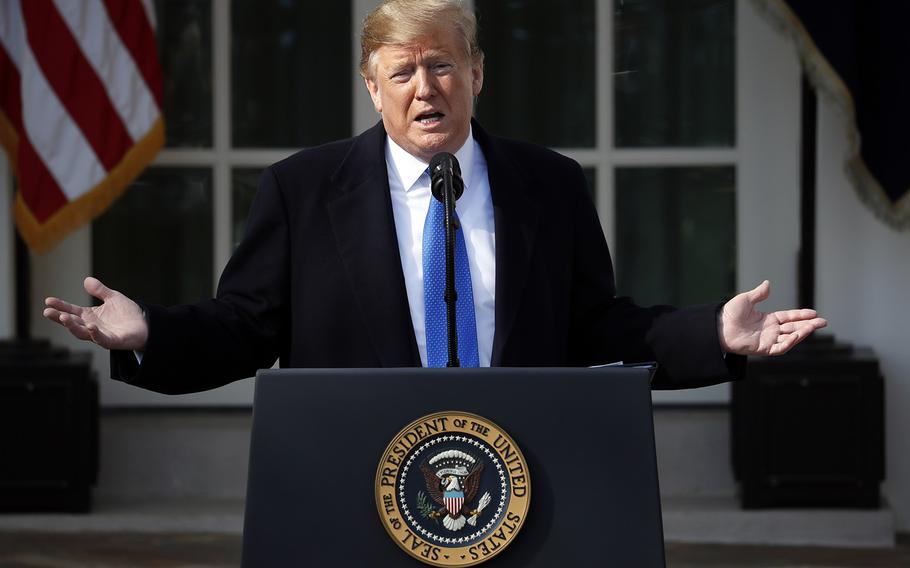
[352,0,383,135]
[736,0,801,311]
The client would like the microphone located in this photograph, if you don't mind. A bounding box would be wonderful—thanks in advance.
[428,152,464,367]
[429,152,464,203]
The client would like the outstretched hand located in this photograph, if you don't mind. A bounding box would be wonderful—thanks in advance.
[719,280,827,356]
[43,277,148,351]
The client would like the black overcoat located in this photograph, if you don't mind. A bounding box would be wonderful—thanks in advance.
[112,120,742,394]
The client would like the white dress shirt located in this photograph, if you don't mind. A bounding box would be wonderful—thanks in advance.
[385,127,496,367]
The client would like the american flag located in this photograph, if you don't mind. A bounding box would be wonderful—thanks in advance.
[0,0,164,253]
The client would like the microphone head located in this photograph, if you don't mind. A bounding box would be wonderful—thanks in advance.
[429,152,464,202]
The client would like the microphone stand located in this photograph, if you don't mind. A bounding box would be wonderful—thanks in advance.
[441,162,460,368]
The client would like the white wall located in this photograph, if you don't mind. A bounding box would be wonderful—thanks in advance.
[815,100,910,531]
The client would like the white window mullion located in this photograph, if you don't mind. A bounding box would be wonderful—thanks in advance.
[553,149,605,167]
[557,148,738,169]
[228,149,298,167]
[612,148,739,166]
[212,0,231,284]
[154,149,217,165]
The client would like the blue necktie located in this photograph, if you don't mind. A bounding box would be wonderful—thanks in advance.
[423,185,480,368]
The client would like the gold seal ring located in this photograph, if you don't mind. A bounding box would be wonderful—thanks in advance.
[375,411,531,566]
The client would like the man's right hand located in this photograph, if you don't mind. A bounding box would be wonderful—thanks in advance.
[43,277,149,351]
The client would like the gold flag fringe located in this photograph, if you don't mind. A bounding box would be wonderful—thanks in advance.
[0,112,164,254]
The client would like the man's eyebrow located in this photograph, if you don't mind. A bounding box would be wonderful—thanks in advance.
[383,57,413,74]
[384,53,453,73]
[422,50,454,61]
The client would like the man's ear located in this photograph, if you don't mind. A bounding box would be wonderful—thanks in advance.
[471,55,484,97]
[364,76,382,113]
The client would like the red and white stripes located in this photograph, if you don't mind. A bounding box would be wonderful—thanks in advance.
[0,0,164,253]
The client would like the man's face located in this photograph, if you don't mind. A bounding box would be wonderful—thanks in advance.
[364,27,483,162]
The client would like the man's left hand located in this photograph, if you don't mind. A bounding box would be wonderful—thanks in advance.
[719,280,827,356]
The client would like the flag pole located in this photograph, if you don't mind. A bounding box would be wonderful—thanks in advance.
[798,73,817,310]
[14,231,30,340]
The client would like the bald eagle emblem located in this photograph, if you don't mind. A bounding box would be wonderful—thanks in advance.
[417,449,492,532]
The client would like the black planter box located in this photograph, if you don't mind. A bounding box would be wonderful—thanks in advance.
[0,340,99,512]
[732,336,884,509]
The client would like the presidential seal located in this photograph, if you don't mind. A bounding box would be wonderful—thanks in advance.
[375,412,531,567]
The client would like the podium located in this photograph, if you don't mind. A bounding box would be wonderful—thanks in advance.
[241,368,666,567]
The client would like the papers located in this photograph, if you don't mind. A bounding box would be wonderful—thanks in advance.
[589,360,657,369]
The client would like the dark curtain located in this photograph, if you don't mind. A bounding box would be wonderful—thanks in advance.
[782,0,909,225]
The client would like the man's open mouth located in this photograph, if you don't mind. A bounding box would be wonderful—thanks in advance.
[416,111,444,124]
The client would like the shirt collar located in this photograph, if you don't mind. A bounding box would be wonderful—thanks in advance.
[385,126,476,193]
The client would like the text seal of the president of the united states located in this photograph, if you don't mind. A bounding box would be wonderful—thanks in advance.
[375,411,531,566]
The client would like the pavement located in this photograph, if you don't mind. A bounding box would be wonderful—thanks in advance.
[0,532,907,568]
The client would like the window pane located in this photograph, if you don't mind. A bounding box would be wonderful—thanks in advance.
[614,0,735,147]
[475,0,595,147]
[232,0,352,147]
[615,167,735,306]
[232,167,262,249]
[92,168,213,305]
[155,0,213,147]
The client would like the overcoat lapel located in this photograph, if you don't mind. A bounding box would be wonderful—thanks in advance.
[326,122,421,366]
[472,122,541,365]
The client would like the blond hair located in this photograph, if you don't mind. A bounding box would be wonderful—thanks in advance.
[360,0,482,78]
